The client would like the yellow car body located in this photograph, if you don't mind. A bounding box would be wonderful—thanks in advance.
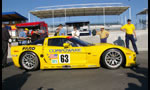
[11,36,136,70]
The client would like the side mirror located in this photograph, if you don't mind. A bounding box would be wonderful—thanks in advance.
[63,43,70,48]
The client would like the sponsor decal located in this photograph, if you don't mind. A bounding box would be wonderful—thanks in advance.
[49,48,81,53]
[51,59,58,64]
[22,47,35,50]
[48,54,58,59]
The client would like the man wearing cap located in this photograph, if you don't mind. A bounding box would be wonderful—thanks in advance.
[97,26,109,43]
[120,19,139,54]
[19,28,30,45]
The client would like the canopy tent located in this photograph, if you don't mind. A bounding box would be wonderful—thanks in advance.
[136,8,148,15]
[30,6,129,19]
[29,3,131,31]
[2,12,28,21]
[136,8,148,30]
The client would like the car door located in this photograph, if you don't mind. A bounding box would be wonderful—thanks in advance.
[43,38,87,66]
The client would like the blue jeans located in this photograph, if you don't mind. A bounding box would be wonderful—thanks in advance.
[101,38,107,43]
[125,34,138,53]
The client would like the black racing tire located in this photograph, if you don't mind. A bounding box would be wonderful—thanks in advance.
[20,51,40,71]
[101,49,124,69]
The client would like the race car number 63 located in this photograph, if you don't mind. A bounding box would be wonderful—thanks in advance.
[59,54,70,63]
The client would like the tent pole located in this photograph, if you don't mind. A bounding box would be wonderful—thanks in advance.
[65,8,67,34]
[146,10,148,30]
[129,7,131,19]
[28,12,30,22]
[52,10,55,32]
[125,15,127,24]
[65,9,67,23]
[103,7,105,26]
[136,15,137,29]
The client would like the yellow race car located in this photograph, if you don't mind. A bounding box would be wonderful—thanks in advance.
[11,36,136,71]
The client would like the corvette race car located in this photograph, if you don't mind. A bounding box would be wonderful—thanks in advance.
[11,36,136,71]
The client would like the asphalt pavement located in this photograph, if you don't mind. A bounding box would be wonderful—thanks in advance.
[2,51,148,90]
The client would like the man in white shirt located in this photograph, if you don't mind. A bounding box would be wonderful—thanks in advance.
[72,26,80,38]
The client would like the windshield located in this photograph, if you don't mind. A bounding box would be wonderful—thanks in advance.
[29,38,45,45]
[70,37,95,46]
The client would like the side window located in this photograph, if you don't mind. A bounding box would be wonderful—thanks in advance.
[48,38,80,47]
[48,38,64,46]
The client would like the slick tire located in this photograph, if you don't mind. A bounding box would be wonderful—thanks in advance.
[20,51,40,71]
[101,49,124,69]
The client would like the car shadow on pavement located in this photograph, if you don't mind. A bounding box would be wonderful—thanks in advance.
[125,67,148,90]
[42,67,100,71]
[37,87,54,90]
[2,71,31,90]
[6,62,14,67]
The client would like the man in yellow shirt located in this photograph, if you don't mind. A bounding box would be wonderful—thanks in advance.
[120,19,139,54]
[97,26,109,43]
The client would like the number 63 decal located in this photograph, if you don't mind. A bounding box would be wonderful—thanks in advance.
[59,54,70,63]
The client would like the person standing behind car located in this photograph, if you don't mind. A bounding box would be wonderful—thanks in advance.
[19,28,30,45]
[96,26,109,43]
[40,30,48,38]
[31,30,40,42]
[2,24,11,68]
[58,24,67,36]
[120,19,139,54]
[72,26,80,38]
[92,29,97,36]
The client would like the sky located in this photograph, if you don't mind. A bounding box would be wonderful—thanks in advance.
[2,0,148,25]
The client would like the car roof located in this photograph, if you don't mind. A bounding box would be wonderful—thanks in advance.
[46,36,72,39]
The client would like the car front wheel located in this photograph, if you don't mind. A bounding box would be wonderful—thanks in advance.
[101,49,124,69]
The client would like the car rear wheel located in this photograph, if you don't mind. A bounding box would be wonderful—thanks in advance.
[101,49,124,69]
[20,52,39,71]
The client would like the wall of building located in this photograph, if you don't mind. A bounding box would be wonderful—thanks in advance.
[80,29,148,51]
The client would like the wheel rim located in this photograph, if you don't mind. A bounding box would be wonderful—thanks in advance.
[105,50,123,68]
[22,52,37,70]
